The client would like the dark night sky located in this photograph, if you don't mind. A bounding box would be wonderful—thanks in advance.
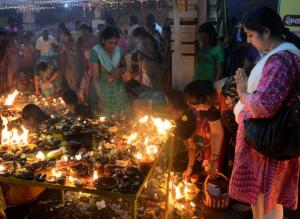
[227,0,278,20]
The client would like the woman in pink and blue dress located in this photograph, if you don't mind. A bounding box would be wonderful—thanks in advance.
[231,6,300,219]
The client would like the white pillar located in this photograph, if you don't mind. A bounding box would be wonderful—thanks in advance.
[171,0,199,90]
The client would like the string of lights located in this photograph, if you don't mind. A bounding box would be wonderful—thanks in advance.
[0,0,165,11]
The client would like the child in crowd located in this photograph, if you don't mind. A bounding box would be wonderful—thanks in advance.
[34,60,62,97]
[62,89,95,119]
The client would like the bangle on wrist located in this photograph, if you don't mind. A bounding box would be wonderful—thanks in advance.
[187,166,193,171]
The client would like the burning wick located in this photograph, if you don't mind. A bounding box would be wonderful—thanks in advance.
[75,154,82,161]
[0,165,5,173]
[62,155,68,162]
[136,152,142,161]
[51,115,54,119]
[93,170,98,181]
[127,133,137,144]
[52,169,62,178]
[99,117,106,122]
[190,202,196,208]
[36,151,45,161]
[4,90,19,106]
[139,115,149,123]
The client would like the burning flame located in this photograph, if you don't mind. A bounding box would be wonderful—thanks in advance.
[146,145,158,155]
[69,176,75,183]
[4,90,19,106]
[127,133,137,144]
[93,170,98,180]
[75,154,82,161]
[58,97,65,105]
[144,137,149,146]
[0,165,5,172]
[139,115,149,123]
[1,117,29,146]
[52,169,62,178]
[136,152,142,160]
[36,151,45,161]
[62,155,68,162]
[190,202,196,208]
[99,117,106,122]
[151,117,173,135]
[175,184,183,200]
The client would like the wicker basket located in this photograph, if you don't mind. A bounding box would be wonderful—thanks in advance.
[204,172,230,210]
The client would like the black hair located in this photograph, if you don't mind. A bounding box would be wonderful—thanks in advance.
[198,22,218,47]
[58,22,66,29]
[133,27,162,62]
[105,17,117,27]
[101,27,120,40]
[167,90,188,111]
[63,90,78,105]
[145,14,156,24]
[243,6,300,49]
[146,22,156,31]
[22,104,50,127]
[35,60,49,72]
[75,103,94,119]
[75,21,81,28]
[130,15,138,25]
[184,80,216,105]
[63,29,72,38]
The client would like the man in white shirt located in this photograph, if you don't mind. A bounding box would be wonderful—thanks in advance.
[145,14,162,35]
[35,29,59,58]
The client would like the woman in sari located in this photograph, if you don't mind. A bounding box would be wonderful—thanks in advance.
[88,27,129,116]
[60,30,81,91]
[133,27,163,91]
[231,6,300,219]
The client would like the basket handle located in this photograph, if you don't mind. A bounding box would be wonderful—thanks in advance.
[204,172,228,193]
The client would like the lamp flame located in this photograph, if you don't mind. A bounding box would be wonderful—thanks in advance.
[1,117,29,146]
[36,151,45,161]
[139,115,149,123]
[4,90,19,106]
[93,170,98,180]
[151,117,173,135]
[136,152,142,160]
[127,133,137,144]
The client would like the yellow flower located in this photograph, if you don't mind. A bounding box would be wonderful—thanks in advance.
[181,115,188,122]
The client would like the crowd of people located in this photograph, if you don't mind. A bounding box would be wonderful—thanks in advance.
[0,5,300,219]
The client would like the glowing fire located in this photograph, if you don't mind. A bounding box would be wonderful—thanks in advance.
[75,154,82,161]
[136,152,142,160]
[4,90,19,106]
[1,117,29,146]
[146,145,158,155]
[99,117,106,122]
[190,202,196,208]
[36,151,45,161]
[151,117,173,135]
[52,169,62,178]
[175,184,183,200]
[127,133,137,144]
[0,165,5,172]
[69,176,75,183]
[93,170,98,180]
[139,115,149,123]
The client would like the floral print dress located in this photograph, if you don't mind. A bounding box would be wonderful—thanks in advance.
[229,51,300,213]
